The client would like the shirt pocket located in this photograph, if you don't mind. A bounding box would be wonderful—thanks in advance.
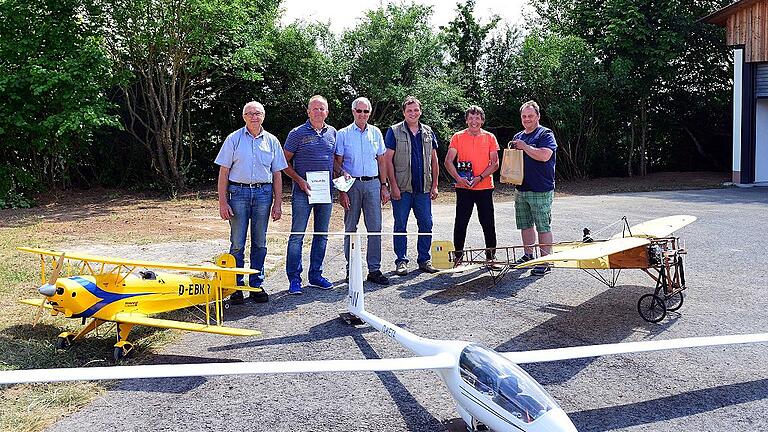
[258,147,274,167]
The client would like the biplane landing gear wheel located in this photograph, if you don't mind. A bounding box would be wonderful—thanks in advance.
[113,342,134,362]
[664,291,684,312]
[637,294,667,323]
[55,334,75,350]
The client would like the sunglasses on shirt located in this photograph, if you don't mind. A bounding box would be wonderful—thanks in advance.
[354,109,371,114]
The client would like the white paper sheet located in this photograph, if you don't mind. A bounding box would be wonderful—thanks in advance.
[333,176,356,192]
[306,171,331,204]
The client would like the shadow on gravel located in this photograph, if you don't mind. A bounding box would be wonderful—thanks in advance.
[495,284,678,385]
[570,378,768,431]
[397,268,538,304]
[116,375,209,394]
[208,316,375,352]
[350,333,445,432]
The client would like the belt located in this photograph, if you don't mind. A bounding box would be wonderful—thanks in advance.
[229,181,269,188]
[356,176,377,181]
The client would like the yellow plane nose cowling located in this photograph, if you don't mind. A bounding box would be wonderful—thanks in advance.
[51,277,101,318]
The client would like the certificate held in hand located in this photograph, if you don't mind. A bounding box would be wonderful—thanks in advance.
[306,171,332,204]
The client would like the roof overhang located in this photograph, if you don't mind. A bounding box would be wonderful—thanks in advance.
[701,0,762,25]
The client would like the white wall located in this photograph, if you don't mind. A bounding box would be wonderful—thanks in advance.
[755,99,768,183]
[733,48,743,178]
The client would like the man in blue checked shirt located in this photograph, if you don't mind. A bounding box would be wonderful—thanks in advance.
[215,101,288,304]
[335,97,391,285]
[282,95,339,295]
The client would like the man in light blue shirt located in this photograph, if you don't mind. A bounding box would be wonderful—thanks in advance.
[215,101,288,304]
[335,97,390,285]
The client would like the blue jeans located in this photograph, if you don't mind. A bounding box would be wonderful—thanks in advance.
[391,191,432,265]
[228,184,273,287]
[286,185,333,284]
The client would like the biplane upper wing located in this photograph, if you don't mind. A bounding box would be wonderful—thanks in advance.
[17,247,257,275]
[113,312,260,337]
[515,237,650,268]
[610,215,697,239]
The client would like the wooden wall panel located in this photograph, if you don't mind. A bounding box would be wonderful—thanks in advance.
[722,1,768,63]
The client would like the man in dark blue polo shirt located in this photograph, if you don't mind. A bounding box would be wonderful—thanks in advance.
[383,96,440,276]
[510,100,558,276]
[283,95,338,294]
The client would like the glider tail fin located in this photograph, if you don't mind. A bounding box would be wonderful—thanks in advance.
[347,233,365,314]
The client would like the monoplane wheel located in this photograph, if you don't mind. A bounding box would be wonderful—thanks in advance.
[637,294,666,323]
[665,291,684,311]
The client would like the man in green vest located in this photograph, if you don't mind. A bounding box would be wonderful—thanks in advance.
[383,96,440,276]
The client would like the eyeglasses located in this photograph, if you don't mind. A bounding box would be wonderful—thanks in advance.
[244,111,264,117]
[354,109,371,114]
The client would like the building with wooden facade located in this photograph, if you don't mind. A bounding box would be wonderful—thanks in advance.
[705,0,768,185]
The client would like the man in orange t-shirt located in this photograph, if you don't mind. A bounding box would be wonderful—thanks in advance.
[443,105,500,260]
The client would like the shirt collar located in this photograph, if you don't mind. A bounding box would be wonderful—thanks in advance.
[352,122,369,133]
[244,126,265,139]
[304,119,326,133]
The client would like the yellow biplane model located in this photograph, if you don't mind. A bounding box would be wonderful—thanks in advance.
[432,215,696,323]
[17,247,262,361]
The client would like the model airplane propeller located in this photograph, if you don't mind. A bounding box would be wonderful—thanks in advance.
[17,247,262,360]
[3,234,768,432]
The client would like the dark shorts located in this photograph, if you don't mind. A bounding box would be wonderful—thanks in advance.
[514,190,553,232]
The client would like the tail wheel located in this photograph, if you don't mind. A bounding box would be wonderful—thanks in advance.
[665,291,684,311]
[55,334,75,350]
[637,294,667,323]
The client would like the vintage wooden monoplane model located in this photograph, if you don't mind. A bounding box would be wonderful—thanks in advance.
[3,234,767,432]
[432,215,696,322]
[18,247,261,360]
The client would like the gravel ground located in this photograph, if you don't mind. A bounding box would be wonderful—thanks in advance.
[46,186,768,432]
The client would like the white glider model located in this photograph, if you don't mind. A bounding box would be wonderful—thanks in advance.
[2,234,768,431]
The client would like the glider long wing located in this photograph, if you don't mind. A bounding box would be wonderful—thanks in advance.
[501,332,768,364]
[113,313,260,337]
[0,353,457,385]
[17,247,257,275]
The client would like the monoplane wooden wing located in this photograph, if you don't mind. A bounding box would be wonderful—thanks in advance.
[611,215,697,239]
[515,237,650,269]
[113,312,260,337]
[17,247,257,275]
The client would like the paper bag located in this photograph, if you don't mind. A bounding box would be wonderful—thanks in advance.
[499,148,524,185]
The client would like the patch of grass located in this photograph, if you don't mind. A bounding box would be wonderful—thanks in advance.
[0,382,103,432]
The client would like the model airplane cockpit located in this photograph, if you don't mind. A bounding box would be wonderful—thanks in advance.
[458,344,554,425]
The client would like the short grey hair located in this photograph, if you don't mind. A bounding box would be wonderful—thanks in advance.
[308,95,328,108]
[351,97,372,110]
[242,101,265,115]
[519,100,540,115]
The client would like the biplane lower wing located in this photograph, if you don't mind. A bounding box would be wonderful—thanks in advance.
[20,299,52,308]
[516,237,651,269]
[113,313,260,337]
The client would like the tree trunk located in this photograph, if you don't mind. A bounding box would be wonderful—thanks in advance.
[639,99,648,176]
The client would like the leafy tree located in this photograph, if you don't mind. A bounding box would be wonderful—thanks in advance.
[440,0,500,103]
[334,3,464,143]
[531,0,732,176]
[100,0,280,192]
[0,0,117,206]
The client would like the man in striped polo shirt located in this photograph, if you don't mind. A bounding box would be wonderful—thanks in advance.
[283,95,338,295]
